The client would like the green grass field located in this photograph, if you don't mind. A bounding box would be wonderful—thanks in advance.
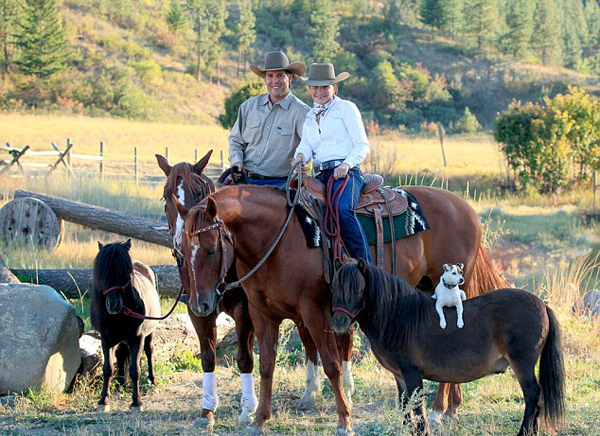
[1,114,599,435]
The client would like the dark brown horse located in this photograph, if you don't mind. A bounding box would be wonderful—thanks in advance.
[331,259,565,436]
[91,239,161,412]
[174,182,507,434]
[156,153,334,425]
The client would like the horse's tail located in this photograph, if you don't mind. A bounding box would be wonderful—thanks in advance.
[539,306,565,428]
[467,241,510,298]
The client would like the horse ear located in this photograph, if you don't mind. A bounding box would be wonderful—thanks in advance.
[206,197,218,220]
[172,194,189,218]
[458,263,464,272]
[156,154,171,176]
[357,258,367,274]
[124,238,132,250]
[97,241,104,250]
[334,258,343,270]
[194,150,213,174]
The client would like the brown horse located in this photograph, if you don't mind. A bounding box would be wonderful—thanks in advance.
[156,154,335,425]
[175,182,507,434]
[331,259,565,436]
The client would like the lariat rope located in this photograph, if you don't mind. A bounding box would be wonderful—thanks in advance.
[217,161,304,292]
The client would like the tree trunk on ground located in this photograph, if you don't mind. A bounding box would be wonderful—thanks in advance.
[0,255,20,284]
[13,189,172,248]
[11,265,181,298]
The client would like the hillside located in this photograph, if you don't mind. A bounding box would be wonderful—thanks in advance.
[0,0,598,129]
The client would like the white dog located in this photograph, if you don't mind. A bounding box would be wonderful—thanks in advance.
[432,263,466,329]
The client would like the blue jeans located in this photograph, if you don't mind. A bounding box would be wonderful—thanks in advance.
[317,167,372,263]
[248,177,288,187]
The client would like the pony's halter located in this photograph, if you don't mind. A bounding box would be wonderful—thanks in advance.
[103,279,131,296]
[332,304,363,321]
[188,216,234,297]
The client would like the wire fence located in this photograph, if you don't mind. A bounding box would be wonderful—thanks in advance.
[1,139,227,185]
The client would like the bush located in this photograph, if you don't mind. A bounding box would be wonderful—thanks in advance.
[129,59,162,84]
[218,81,265,129]
[454,107,481,133]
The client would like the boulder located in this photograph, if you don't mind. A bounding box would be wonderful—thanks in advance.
[578,289,600,318]
[0,283,82,395]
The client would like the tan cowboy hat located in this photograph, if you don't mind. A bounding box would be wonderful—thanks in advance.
[297,63,350,86]
[250,51,305,78]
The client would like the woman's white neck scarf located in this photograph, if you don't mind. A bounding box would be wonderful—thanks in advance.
[314,95,336,124]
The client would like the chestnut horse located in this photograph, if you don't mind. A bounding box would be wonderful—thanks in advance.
[331,259,565,436]
[175,183,507,435]
[156,153,342,425]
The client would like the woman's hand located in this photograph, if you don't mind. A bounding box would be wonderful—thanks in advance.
[334,163,350,179]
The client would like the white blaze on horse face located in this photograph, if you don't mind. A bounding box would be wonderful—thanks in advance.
[190,243,200,288]
[174,180,185,249]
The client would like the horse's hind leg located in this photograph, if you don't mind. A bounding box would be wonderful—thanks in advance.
[144,333,155,385]
[337,327,355,406]
[513,363,541,436]
[98,343,114,412]
[231,300,258,426]
[115,342,128,388]
[128,336,144,411]
[296,322,321,410]
[429,383,462,427]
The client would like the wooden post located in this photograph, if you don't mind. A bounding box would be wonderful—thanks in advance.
[165,147,169,162]
[194,148,198,163]
[220,150,224,169]
[66,138,72,169]
[134,147,138,185]
[436,122,447,168]
[99,141,104,181]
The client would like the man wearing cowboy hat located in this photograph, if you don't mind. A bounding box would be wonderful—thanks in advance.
[228,51,310,186]
[294,63,372,263]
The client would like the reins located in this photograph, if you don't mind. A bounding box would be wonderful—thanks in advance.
[104,278,185,321]
[324,175,349,261]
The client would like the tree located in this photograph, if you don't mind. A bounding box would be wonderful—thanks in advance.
[420,0,447,30]
[383,0,402,29]
[583,0,600,60]
[501,0,531,59]
[0,0,19,75]
[14,0,70,78]
[218,81,264,129]
[309,0,340,62]
[234,0,256,76]
[462,0,497,51]
[530,0,562,66]
[166,0,187,34]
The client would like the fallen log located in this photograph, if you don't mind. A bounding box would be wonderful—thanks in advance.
[10,265,181,299]
[13,189,172,248]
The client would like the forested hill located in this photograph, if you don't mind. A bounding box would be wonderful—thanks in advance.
[0,0,599,131]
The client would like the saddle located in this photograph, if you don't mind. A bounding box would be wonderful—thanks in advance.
[293,174,408,277]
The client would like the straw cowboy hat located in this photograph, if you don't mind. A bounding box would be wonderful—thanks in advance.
[250,51,305,78]
[297,63,350,86]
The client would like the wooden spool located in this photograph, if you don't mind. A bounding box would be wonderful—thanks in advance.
[0,197,63,250]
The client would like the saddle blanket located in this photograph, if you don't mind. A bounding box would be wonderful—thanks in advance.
[296,188,430,249]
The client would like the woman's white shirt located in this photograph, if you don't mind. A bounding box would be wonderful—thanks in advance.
[295,97,370,169]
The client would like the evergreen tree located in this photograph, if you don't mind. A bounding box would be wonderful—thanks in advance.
[501,0,531,59]
[583,0,600,60]
[234,0,256,76]
[309,0,340,62]
[0,0,19,74]
[462,0,497,50]
[383,0,402,30]
[562,23,582,69]
[442,0,462,38]
[531,0,561,66]
[14,0,70,78]
[420,0,447,30]
[166,0,187,34]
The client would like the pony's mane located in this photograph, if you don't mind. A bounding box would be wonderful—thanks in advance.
[336,262,431,348]
[184,202,209,235]
[162,162,214,202]
[92,242,133,296]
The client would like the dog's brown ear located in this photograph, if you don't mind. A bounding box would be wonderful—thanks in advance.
[457,263,464,272]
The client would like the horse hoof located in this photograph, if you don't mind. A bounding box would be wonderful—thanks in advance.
[238,408,256,427]
[194,417,215,430]
[97,404,110,412]
[240,426,264,436]
[428,411,443,428]
[298,392,317,410]
[336,428,355,436]
[130,405,143,413]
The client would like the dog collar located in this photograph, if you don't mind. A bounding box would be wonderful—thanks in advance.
[442,278,454,289]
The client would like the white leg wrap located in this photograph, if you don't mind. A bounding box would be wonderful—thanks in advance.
[299,360,321,409]
[202,372,219,411]
[240,373,258,412]
[342,361,355,402]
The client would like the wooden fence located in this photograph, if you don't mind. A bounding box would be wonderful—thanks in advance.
[1,140,226,184]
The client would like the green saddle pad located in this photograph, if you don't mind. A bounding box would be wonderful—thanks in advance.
[358,212,411,245]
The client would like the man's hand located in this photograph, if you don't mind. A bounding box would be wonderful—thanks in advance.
[231,162,243,172]
[293,154,306,173]
[334,163,350,180]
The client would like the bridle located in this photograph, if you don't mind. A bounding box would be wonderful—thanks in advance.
[331,304,363,321]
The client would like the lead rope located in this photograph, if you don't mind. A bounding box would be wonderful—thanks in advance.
[219,161,304,292]
[323,175,349,261]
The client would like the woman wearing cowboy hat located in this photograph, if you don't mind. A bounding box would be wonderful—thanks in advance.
[294,63,372,263]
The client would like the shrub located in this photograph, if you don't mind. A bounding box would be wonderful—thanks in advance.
[218,81,265,129]
[129,59,162,84]
[454,107,481,133]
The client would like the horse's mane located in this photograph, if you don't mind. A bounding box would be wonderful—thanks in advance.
[92,242,133,296]
[337,262,431,348]
[162,162,214,202]
[184,202,208,236]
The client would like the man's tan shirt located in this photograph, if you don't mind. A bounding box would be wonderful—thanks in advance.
[228,92,309,177]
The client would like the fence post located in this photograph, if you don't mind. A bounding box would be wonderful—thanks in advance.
[165,147,169,162]
[436,123,446,168]
[220,150,224,169]
[99,141,104,181]
[66,138,72,168]
[194,148,198,163]
[134,147,138,185]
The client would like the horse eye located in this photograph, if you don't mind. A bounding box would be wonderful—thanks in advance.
[207,249,217,259]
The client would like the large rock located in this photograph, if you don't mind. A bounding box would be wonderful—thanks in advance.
[0,283,82,394]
